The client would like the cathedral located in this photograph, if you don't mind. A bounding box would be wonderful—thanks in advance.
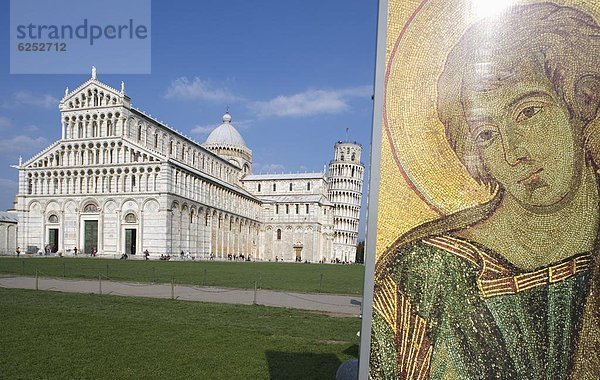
[14,70,364,262]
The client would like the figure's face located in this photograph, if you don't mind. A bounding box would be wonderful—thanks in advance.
[462,60,583,213]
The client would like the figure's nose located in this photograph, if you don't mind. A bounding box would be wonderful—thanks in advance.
[500,130,529,166]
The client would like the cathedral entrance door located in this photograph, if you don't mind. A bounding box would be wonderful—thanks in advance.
[125,229,137,255]
[83,221,98,255]
[293,243,303,262]
[48,228,59,253]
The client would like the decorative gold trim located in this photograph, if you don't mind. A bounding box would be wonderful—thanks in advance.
[373,275,433,379]
[373,277,399,334]
[423,234,592,299]
[424,236,481,268]
[479,253,592,298]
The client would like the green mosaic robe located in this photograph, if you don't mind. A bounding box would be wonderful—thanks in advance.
[369,234,592,380]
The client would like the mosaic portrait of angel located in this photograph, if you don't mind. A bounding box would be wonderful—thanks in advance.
[369,2,600,379]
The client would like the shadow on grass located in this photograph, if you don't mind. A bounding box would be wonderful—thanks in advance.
[342,344,359,357]
[265,350,343,380]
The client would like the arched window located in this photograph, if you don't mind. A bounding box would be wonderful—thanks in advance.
[257,184,261,192]
[273,183,276,191]
[48,214,59,223]
[276,229,282,240]
[286,205,289,214]
[124,213,137,223]
[289,183,293,191]
[275,205,279,214]
[307,182,311,191]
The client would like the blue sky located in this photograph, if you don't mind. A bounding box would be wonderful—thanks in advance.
[0,0,377,239]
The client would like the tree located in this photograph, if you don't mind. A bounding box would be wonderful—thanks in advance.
[355,240,365,264]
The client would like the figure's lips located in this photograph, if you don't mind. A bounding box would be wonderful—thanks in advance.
[518,168,543,186]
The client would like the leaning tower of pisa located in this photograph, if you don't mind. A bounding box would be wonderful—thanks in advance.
[328,141,364,262]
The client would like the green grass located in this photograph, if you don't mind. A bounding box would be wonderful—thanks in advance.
[0,288,359,379]
[0,257,364,295]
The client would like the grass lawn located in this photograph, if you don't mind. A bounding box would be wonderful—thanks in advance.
[0,257,364,295]
[0,288,360,379]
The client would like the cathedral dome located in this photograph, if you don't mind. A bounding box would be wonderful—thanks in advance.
[204,112,247,148]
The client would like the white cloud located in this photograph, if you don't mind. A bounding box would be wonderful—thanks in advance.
[12,91,59,109]
[24,125,40,133]
[254,163,285,173]
[190,124,215,136]
[165,77,239,102]
[0,178,18,190]
[0,135,50,156]
[249,85,372,118]
[0,118,38,133]
[0,116,11,129]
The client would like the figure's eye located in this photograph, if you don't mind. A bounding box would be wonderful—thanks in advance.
[516,105,543,122]
[474,127,498,147]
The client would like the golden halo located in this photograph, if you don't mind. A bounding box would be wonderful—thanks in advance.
[377,0,600,253]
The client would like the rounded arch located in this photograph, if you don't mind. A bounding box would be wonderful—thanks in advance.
[45,201,61,213]
[120,198,139,212]
[103,200,118,214]
[102,198,118,209]
[142,198,160,212]
[63,200,77,213]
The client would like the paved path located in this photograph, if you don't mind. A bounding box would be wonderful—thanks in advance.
[0,275,362,316]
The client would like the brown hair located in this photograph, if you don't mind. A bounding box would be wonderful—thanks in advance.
[437,2,600,191]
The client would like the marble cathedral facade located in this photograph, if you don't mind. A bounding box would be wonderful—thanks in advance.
[15,72,364,262]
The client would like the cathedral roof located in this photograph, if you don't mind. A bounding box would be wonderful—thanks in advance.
[258,194,334,206]
[0,211,18,223]
[204,112,247,148]
[243,172,326,181]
